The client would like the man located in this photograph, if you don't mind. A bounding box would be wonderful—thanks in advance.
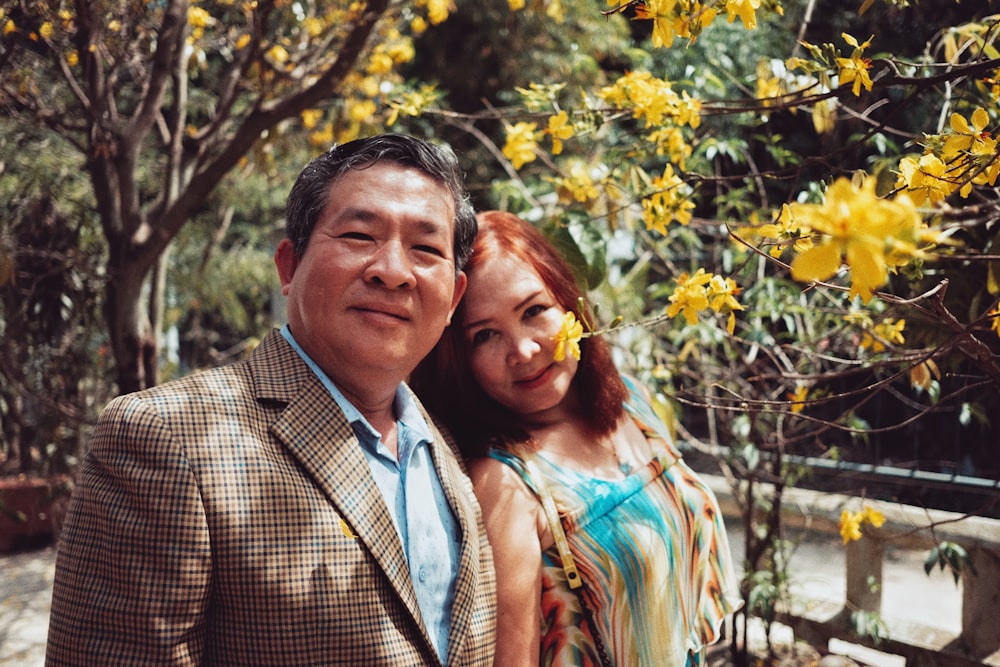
[46,134,497,666]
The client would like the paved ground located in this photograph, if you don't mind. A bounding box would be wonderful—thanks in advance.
[1,542,55,667]
[0,520,962,666]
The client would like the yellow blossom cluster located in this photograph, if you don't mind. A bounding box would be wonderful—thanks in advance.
[839,504,886,544]
[895,107,999,204]
[501,106,576,169]
[641,164,695,233]
[600,71,702,132]
[414,0,454,25]
[608,0,772,49]
[502,122,541,170]
[788,33,874,99]
[666,268,743,333]
[844,311,906,354]
[387,85,442,126]
[552,161,606,209]
[788,176,945,303]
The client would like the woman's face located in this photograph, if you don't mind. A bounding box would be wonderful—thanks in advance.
[460,252,579,424]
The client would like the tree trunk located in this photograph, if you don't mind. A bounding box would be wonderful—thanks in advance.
[105,261,157,395]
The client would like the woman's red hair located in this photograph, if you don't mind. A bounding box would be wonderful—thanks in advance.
[411,211,627,458]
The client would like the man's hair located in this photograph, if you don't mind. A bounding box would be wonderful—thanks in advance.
[284,134,477,273]
[412,210,628,458]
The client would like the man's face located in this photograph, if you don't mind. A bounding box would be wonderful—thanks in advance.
[276,162,467,397]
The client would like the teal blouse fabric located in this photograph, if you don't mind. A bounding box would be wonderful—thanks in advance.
[490,377,741,666]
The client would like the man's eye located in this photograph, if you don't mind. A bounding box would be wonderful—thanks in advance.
[339,232,373,241]
[414,244,445,257]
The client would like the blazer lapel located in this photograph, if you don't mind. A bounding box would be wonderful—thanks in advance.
[249,332,429,647]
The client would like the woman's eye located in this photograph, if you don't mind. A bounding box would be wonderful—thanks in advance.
[470,330,495,346]
[524,304,548,318]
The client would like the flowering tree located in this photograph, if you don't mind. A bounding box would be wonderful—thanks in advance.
[0,0,450,392]
[403,0,1000,652]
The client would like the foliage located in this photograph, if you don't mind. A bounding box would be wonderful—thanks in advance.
[0,0,447,393]
[0,121,108,475]
[924,539,977,584]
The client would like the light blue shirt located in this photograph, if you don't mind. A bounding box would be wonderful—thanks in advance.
[280,325,458,662]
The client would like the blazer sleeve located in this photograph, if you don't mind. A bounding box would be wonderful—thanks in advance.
[46,393,212,666]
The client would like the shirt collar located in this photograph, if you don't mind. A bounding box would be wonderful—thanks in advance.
[279,324,433,446]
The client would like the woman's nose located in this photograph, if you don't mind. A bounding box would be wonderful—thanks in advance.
[508,333,540,363]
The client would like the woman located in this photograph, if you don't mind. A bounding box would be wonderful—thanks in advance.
[412,211,741,667]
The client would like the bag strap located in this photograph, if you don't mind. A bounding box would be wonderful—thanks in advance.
[524,457,582,590]
[522,457,613,667]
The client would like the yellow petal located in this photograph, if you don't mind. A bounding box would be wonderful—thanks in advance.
[791,241,841,283]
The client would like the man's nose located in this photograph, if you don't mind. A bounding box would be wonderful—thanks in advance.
[364,240,415,288]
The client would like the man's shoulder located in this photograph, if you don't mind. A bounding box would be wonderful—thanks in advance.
[111,330,302,407]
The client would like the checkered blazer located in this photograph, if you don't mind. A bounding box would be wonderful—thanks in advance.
[46,330,497,666]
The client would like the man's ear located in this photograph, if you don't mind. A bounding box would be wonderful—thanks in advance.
[274,239,299,296]
[446,271,468,325]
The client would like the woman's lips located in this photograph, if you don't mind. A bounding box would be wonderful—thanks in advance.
[516,364,553,389]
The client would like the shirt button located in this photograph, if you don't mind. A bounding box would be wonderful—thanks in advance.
[418,566,428,582]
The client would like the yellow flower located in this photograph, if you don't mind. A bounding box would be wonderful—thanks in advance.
[546,111,573,155]
[989,304,1000,338]
[789,176,923,303]
[836,33,874,97]
[757,203,813,258]
[788,385,809,413]
[634,0,682,48]
[502,122,539,170]
[895,154,956,205]
[386,85,440,126]
[707,274,742,334]
[552,311,583,362]
[862,505,885,528]
[266,44,289,65]
[839,509,863,544]
[188,7,212,29]
[839,504,886,543]
[666,268,712,325]
[642,163,695,234]
[554,161,602,206]
[860,317,905,353]
[300,109,324,130]
[943,107,991,160]
[940,108,1000,194]
[725,0,760,29]
[419,0,451,24]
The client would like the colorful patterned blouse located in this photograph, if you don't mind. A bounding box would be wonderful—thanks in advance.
[489,377,742,666]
